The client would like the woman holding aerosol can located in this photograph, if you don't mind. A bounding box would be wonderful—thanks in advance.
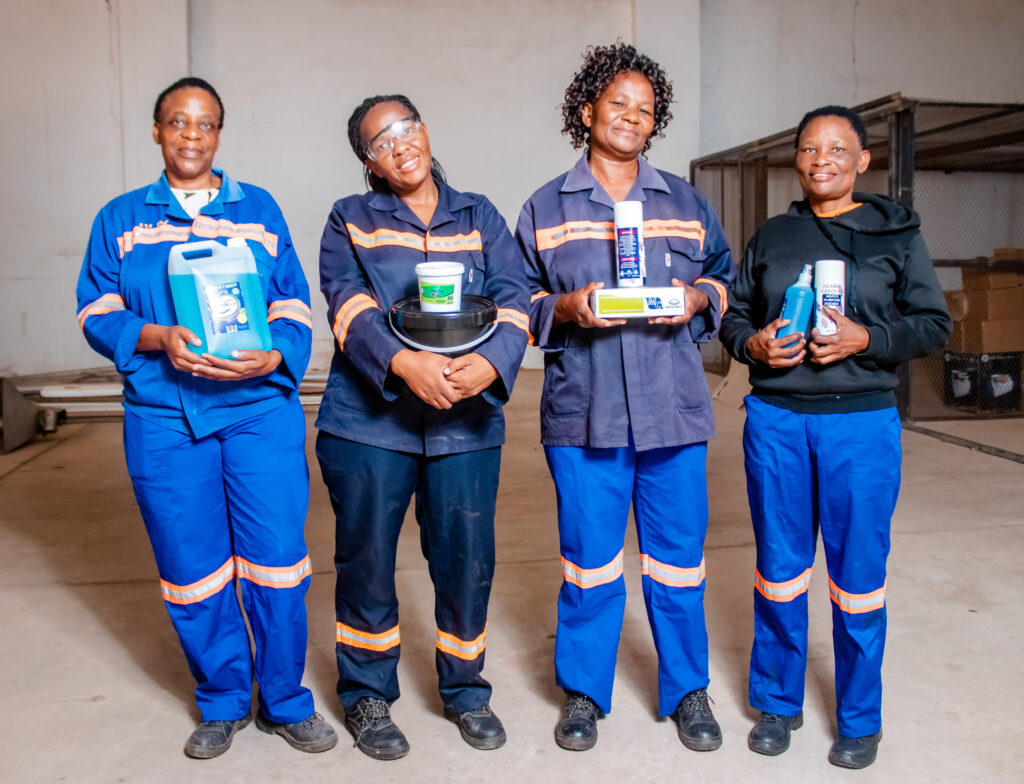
[719,105,951,769]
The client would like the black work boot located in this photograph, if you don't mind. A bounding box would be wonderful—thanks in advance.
[748,711,803,755]
[829,730,882,769]
[256,710,338,753]
[184,714,251,759]
[443,704,507,750]
[344,697,410,760]
[673,688,722,751]
[554,691,600,751]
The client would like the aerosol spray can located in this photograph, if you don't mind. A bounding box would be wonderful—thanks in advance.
[614,201,646,287]
[814,259,846,336]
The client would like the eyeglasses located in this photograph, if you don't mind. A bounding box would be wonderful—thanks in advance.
[364,117,422,162]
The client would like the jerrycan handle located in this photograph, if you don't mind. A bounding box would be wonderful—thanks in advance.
[168,239,228,264]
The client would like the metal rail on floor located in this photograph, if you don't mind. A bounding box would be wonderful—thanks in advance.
[902,421,1024,465]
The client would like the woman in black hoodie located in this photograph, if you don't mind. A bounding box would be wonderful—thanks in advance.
[720,105,951,769]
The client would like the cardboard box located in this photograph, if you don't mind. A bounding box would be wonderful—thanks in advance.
[710,358,751,409]
[944,290,968,322]
[964,287,1024,321]
[961,267,1024,291]
[946,319,1024,353]
[993,247,1024,261]
[590,286,686,318]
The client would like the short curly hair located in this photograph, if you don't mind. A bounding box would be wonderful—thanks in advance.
[561,42,673,154]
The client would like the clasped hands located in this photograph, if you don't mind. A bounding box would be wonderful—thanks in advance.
[390,349,498,410]
[745,306,870,368]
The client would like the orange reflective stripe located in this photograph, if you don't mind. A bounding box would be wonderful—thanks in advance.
[643,219,706,251]
[117,223,192,257]
[530,290,551,303]
[561,549,624,589]
[754,567,813,602]
[436,624,487,661]
[640,554,706,587]
[828,576,886,614]
[694,277,728,313]
[535,221,614,251]
[497,308,530,337]
[347,223,426,252]
[426,231,482,253]
[267,298,313,328]
[336,622,401,652]
[77,293,126,329]
[160,557,235,605]
[235,555,311,589]
[191,216,279,256]
[332,293,380,350]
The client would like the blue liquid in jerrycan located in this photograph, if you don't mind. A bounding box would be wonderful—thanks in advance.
[167,239,271,359]
[777,264,814,341]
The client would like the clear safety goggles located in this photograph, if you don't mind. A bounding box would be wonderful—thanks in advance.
[364,117,422,162]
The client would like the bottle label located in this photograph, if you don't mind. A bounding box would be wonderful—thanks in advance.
[816,284,844,335]
[204,282,249,334]
[420,283,456,305]
[616,227,643,283]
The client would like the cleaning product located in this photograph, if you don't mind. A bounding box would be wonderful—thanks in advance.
[777,264,814,340]
[614,200,646,287]
[814,259,846,336]
[168,238,272,359]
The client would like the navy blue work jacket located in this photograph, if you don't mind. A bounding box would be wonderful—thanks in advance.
[316,182,530,457]
[516,154,734,451]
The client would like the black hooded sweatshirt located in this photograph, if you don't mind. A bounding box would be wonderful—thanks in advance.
[719,193,952,414]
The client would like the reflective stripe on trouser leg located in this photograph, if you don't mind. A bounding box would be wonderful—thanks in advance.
[743,396,817,718]
[545,444,633,714]
[417,447,500,713]
[632,442,711,716]
[316,433,417,711]
[124,410,252,722]
[220,400,315,724]
[812,406,900,738]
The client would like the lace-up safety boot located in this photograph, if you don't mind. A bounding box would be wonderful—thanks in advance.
[443,704,507,750]
[554,691,601,751]
[344,697,410,760]
[673,688,722,751]
[184,714,252,759]
[255,710,338,753]
[829,730,882,769]
[748,711,803,755]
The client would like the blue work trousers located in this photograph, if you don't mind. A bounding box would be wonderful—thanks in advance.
[743,395,901,737]
[124,401,315,724]
[315,433,499,714]
[545,439,710,716]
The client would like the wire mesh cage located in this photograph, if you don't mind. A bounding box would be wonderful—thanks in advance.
[690,93,1024,419]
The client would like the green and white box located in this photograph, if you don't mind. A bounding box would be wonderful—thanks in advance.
[591,286,687,318]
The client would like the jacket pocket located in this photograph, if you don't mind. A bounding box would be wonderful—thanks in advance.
[664,236,706,285]
[542,346,590,418]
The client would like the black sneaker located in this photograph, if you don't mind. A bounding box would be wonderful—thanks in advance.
[184,714,251,759]
[255,710,338,753]
[673,688,722,751]
[344,697,410,760]
[443,704,507,750]
[829,730,882,769]
[748,711,803,755]
[554,691,601,751]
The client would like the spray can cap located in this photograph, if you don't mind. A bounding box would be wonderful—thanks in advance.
[797,264,812,285]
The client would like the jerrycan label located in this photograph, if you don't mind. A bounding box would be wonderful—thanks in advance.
[420,283,456,305]
[204,281,250,334]
[616,227,642,282]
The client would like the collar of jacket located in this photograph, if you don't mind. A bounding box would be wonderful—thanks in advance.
[560,151,670,208]
[145,168,245,221]
[366,179,476,231]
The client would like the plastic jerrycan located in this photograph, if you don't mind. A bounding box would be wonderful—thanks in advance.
[168,238,272,359]
[777,264,814,340]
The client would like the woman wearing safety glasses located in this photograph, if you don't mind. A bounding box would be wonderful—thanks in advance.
[315,94,530,760]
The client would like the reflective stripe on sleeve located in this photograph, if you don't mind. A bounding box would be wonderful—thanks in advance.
[640,553,706,587]
[234,555,312,588]
[694,277,728,313]
[332,293,380,350]
[267,299,313,328]
[530,291,551,303]
[561,549,624,589]
[829,576,886,614]
[754,567,813,602]
[336,622,401,652]
[496,308,530,337]
[436,624,487,661]
[160,557,235,605]
[77,293,126,329]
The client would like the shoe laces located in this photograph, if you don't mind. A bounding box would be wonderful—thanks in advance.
[563,692,597,717]
[465,705,492,718]
[355,698,391,729]
[296,711,324,731]
[679,688,714,715]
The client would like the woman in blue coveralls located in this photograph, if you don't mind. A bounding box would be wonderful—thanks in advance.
[719,106,951,769]
[75,77,336,759]
[515,43,734,752]
[315,94,530,760]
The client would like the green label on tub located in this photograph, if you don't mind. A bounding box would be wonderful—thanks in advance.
[421,283,456,304]
[599,296,644,314]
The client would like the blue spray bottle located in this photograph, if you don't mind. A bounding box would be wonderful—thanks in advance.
[777,264,813,341]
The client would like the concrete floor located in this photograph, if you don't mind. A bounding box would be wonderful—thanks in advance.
[1,368,1022,783]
